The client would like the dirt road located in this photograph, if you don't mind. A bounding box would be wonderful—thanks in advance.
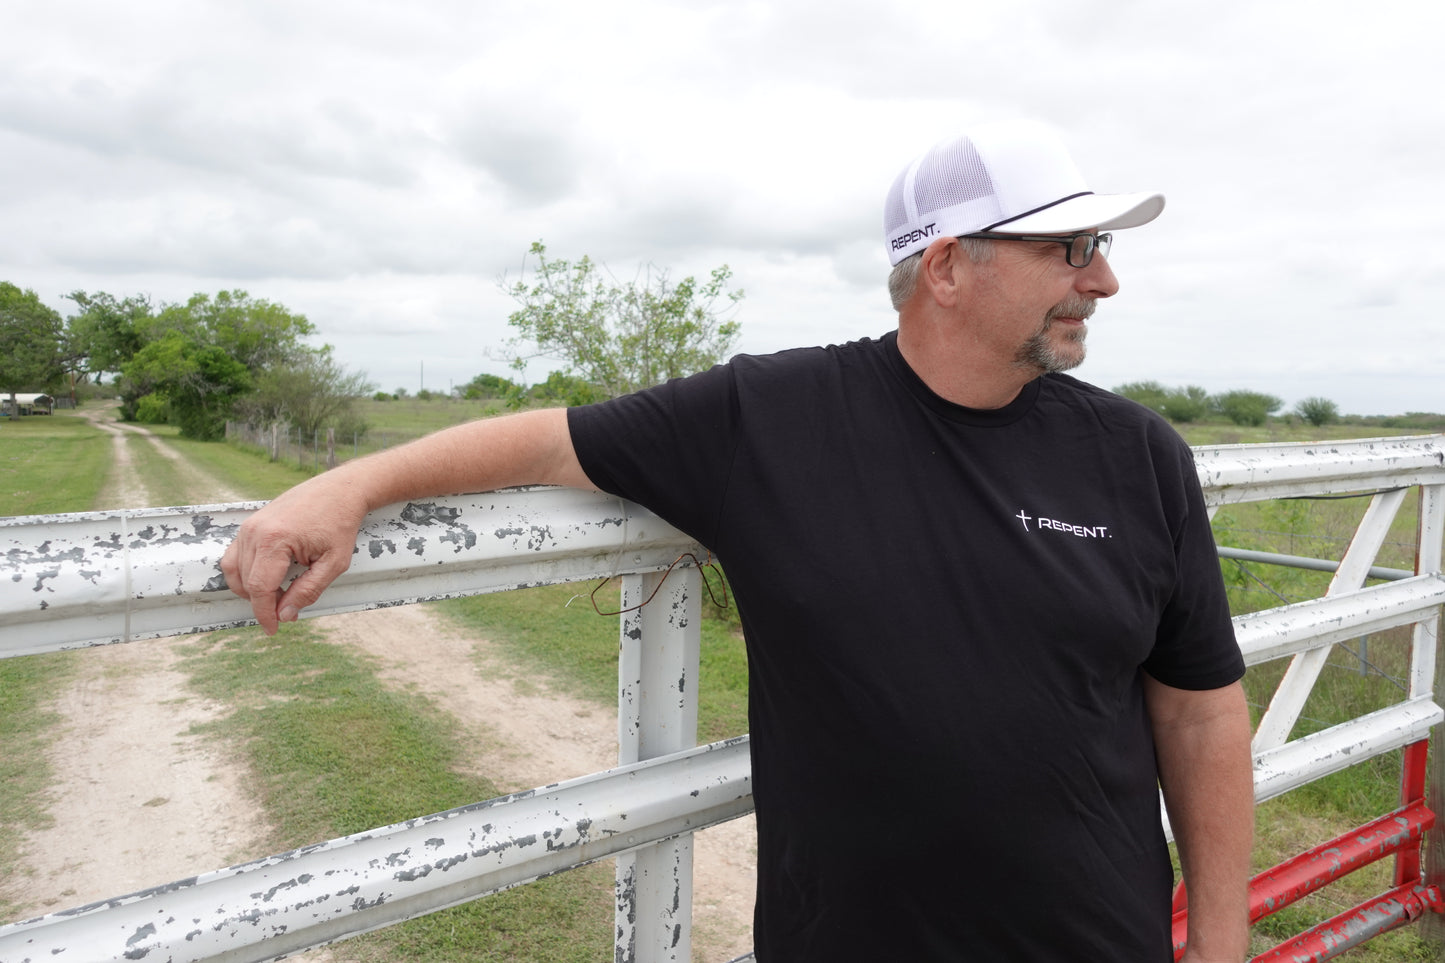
[1,412,755,960]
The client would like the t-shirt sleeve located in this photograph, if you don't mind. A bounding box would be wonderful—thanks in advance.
[566,363,740,549]
[1141,441,1246,690]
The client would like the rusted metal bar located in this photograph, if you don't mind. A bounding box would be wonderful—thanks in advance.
[615,567,703,963]
[1248,881,1445,962]
[1231,574,1445,668]
[1172,801,1435,957]
[1251,698,1443,806]
[0,487,699,659]
[1396,741,1431,886]
[1249,799,1433,922]
[0,736,753,963]
[1194,434,1445,507]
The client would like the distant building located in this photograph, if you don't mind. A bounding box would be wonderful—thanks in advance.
[1,393,56,416]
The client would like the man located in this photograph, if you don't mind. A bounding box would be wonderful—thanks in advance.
[223,120,1254,961]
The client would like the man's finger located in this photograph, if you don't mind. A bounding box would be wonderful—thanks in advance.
[272,551,351,627]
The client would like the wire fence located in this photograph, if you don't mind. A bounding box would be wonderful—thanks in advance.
[1214,523,1421,732]
[224,421,432,472]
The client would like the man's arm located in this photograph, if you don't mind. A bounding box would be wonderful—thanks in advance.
[221,408,594,635]
[1144,675,1254,963]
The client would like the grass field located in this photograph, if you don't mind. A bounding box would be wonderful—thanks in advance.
[0,412,112,515]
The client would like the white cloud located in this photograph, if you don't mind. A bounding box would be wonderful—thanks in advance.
[1,0,1442,416]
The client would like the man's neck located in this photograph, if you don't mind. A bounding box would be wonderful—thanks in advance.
[895,322,1037,410]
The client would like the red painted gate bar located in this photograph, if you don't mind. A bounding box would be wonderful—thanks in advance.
[1172,740,1444,960]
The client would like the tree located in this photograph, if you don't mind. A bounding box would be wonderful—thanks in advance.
[461,372,522,400]
[1158,385,1210,423]
[124,331,253,439]
[501,241,743,400]
[115,290,317,436]
[526,370,605,407]
[1112,381,1209,423]
[1113,380,1169,413]
[1295,396,1339,428]
[1214,390,1283,427]
[237,347,374,440]
[64,290,153,380]
[0,282,66,413]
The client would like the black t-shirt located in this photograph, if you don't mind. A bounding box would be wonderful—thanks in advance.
[569,332,1244,961]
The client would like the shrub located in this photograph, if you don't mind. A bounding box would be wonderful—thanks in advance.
[1295,397,1339,427]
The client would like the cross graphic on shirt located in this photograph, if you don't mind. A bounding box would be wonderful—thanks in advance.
[1015,510,1032,532]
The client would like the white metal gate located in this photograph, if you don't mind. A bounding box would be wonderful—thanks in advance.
[1,434,1442,962]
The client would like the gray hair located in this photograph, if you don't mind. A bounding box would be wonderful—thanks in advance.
[887,237,995,312]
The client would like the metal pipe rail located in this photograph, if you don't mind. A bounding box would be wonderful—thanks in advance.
[1193,433,1445,506]
[0,738,753,963]
[1216,545,1414,582]
[0,487,699,658]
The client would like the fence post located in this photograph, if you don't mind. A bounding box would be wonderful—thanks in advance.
[614,564,702,963]
[1419,482,1445,949]
[326,427,336,470]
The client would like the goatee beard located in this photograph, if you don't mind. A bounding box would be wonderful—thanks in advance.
[1014,298,1094,373]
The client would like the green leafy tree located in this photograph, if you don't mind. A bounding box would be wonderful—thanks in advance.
[237,347,374,440]
[501,241,743,401]
[114,290,317,437]
[1159,385,1211,423]
[1113,380,1169,414]
[526,370,606,407]
[461,372,522,400]
[1214,389,1283,427]
[0,282,66,413]
[64,290,153,379]
[124,331,253,439]
[1294,396,1339,428]
[1112,381,1210,423]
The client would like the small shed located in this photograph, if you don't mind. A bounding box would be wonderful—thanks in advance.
[1,393,55,416]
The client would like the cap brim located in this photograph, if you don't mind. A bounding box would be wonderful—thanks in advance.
[987,191,1165,234]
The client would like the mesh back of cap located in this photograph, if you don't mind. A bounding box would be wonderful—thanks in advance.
[914,139,995,218]
[883,135,997,238]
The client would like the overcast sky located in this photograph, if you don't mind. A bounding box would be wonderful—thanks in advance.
[3,0,1441,416]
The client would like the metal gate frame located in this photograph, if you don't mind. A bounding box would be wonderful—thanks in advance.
[1,434,1443,962]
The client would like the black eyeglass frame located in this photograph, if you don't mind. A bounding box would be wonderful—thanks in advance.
[961,231,1112,268]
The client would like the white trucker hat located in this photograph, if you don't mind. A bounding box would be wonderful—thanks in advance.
[883,120,1165,266]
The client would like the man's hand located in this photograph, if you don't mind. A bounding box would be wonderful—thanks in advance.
[221,472,372,634]
[219,408,592,634]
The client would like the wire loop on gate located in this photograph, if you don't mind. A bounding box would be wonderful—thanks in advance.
[587,551,730,617]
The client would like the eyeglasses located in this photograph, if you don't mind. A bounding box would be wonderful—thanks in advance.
[962,231,1112,268]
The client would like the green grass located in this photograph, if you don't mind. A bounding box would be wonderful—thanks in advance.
[0,411,112,516]
[177,622,614,961]
[356,397,510,435]
[1175,420,1426,447]
[0,651,77,919]
[163,431,315,501]
[436,578,750,744]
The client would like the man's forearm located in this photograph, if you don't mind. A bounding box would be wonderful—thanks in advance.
[222,408,593,633]
[1146,677,1255,962]
[331,407,592,510]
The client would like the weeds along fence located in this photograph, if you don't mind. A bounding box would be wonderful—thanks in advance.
[1,434,1443,963]
[224,420,432,472]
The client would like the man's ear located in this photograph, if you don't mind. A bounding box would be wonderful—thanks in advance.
[918,236,968,308]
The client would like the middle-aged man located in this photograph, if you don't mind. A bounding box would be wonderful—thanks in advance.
[222,120,1255,961]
